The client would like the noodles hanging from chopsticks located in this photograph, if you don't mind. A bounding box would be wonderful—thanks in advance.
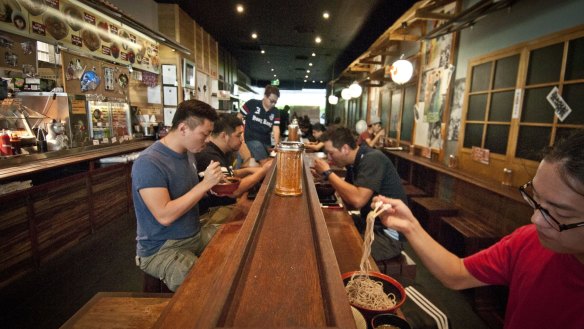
[345,201,397,310]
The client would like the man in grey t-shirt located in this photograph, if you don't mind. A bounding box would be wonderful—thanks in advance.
[132,100,223,291]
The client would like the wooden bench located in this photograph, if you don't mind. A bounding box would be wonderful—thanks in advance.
[376,251,417,282]
[403,184,428,204]
[60,292,172,329]
[439,215,503,257]
[410,197,458,238]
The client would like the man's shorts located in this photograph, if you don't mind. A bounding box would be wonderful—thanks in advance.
[246,140,270,162]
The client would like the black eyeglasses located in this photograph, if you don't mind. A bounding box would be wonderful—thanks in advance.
[519,181,584,232]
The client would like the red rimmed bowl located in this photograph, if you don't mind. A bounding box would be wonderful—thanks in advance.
[211,177,240,196]
[342,271,406,320]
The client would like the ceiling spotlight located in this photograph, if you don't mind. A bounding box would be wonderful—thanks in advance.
[261,50,265,54]
[305,75,309,78]
[312,52,316,57]
[312,80,315,83]
[315,36,321,44]
[271,68,274,71]
[274,74,277,77]
[306,70,310,73]
[309,63,313,66]
[320,80,323,83]
[251,33,258,39]
[304,80,307,83]
[323,11,330,19]
[236,4,244,13]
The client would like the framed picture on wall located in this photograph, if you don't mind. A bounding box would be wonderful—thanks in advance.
[162,64,177,85]
[183,59,196,89]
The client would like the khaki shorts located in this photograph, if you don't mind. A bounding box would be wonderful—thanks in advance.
[135,224,219,292]
[199,204,236,226]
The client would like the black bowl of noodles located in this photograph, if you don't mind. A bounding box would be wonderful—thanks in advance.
[342,271,406,321]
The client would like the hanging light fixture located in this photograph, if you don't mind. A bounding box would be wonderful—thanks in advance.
[328,94,338,105]
[341,88,352,100]
[390,56,414,85]
[349,82,362,98]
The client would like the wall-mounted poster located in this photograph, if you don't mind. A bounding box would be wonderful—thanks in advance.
[448,78,465,141]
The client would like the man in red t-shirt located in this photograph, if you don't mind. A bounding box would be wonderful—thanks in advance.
[374,130,584,329]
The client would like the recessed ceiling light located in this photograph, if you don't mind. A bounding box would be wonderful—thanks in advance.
[251,33,258,39]
[320,81,323,83]
[312,80,315,83]
[271,68,274,71]
[304,80,307,82]
[315,36,321,43]
[312,52,316,57]
[306,70,311,73]
[274,74,277,77]
[236,4,244,13]
[309,63,313,66]
[305,75,308,78]
[261,50,265,54]
[323,12,330,19]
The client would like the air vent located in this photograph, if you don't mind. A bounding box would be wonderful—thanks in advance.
[295,55,309,61]
[294,68,305,71]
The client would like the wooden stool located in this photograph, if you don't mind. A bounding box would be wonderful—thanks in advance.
[439,215,502,257]
[143,272,173,293]
[402,184,428,204]
[410,197,458,238]
[376,251,416,281]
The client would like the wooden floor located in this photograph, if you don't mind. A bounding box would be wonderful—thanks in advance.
[0,213,491,329]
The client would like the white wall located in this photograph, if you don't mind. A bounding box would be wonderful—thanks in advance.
[108,0,159,32]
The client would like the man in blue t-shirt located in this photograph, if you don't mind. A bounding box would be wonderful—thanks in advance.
[238,85,281,164]
[132,100,223,292]
[312,127,407,261]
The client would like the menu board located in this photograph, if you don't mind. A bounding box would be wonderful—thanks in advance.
[110,102,130,138]
[0,0,160,73]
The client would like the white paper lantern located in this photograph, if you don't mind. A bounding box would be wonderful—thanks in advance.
[341,88,352,100]
[328,94,338,105]
[390,59,414,84]
[355,120,367,134]
[349,82,363,98]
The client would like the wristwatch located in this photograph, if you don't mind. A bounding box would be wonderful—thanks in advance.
[322,169,333,181]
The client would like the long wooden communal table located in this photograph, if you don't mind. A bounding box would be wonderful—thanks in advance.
[153,158,379,329]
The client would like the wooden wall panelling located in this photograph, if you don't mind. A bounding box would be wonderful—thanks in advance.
[195,23,204,74]
[0,192,35,289]
[209,36,218,79]
[203,30,211,75]
[31,172,92,265]
[178,8,196,63]
[90,164,130,229]
[157,4,178,42]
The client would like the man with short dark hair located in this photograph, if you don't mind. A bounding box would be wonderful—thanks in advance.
[312,127,407,261]
[132,100,223,292]
[238,85,281,164]
[305,123,326,152]
[195,114,272,224]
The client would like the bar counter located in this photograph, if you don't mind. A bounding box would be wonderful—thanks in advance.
[0,140,154,289]
[60,155,409,329]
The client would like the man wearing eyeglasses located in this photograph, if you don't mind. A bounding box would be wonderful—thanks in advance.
[238,85,281,165]
[373,130,584,329]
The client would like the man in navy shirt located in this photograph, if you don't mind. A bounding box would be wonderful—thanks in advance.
[238,85,280,164]
[312,127,407,261]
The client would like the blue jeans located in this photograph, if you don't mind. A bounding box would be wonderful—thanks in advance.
[246,139,269,162]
